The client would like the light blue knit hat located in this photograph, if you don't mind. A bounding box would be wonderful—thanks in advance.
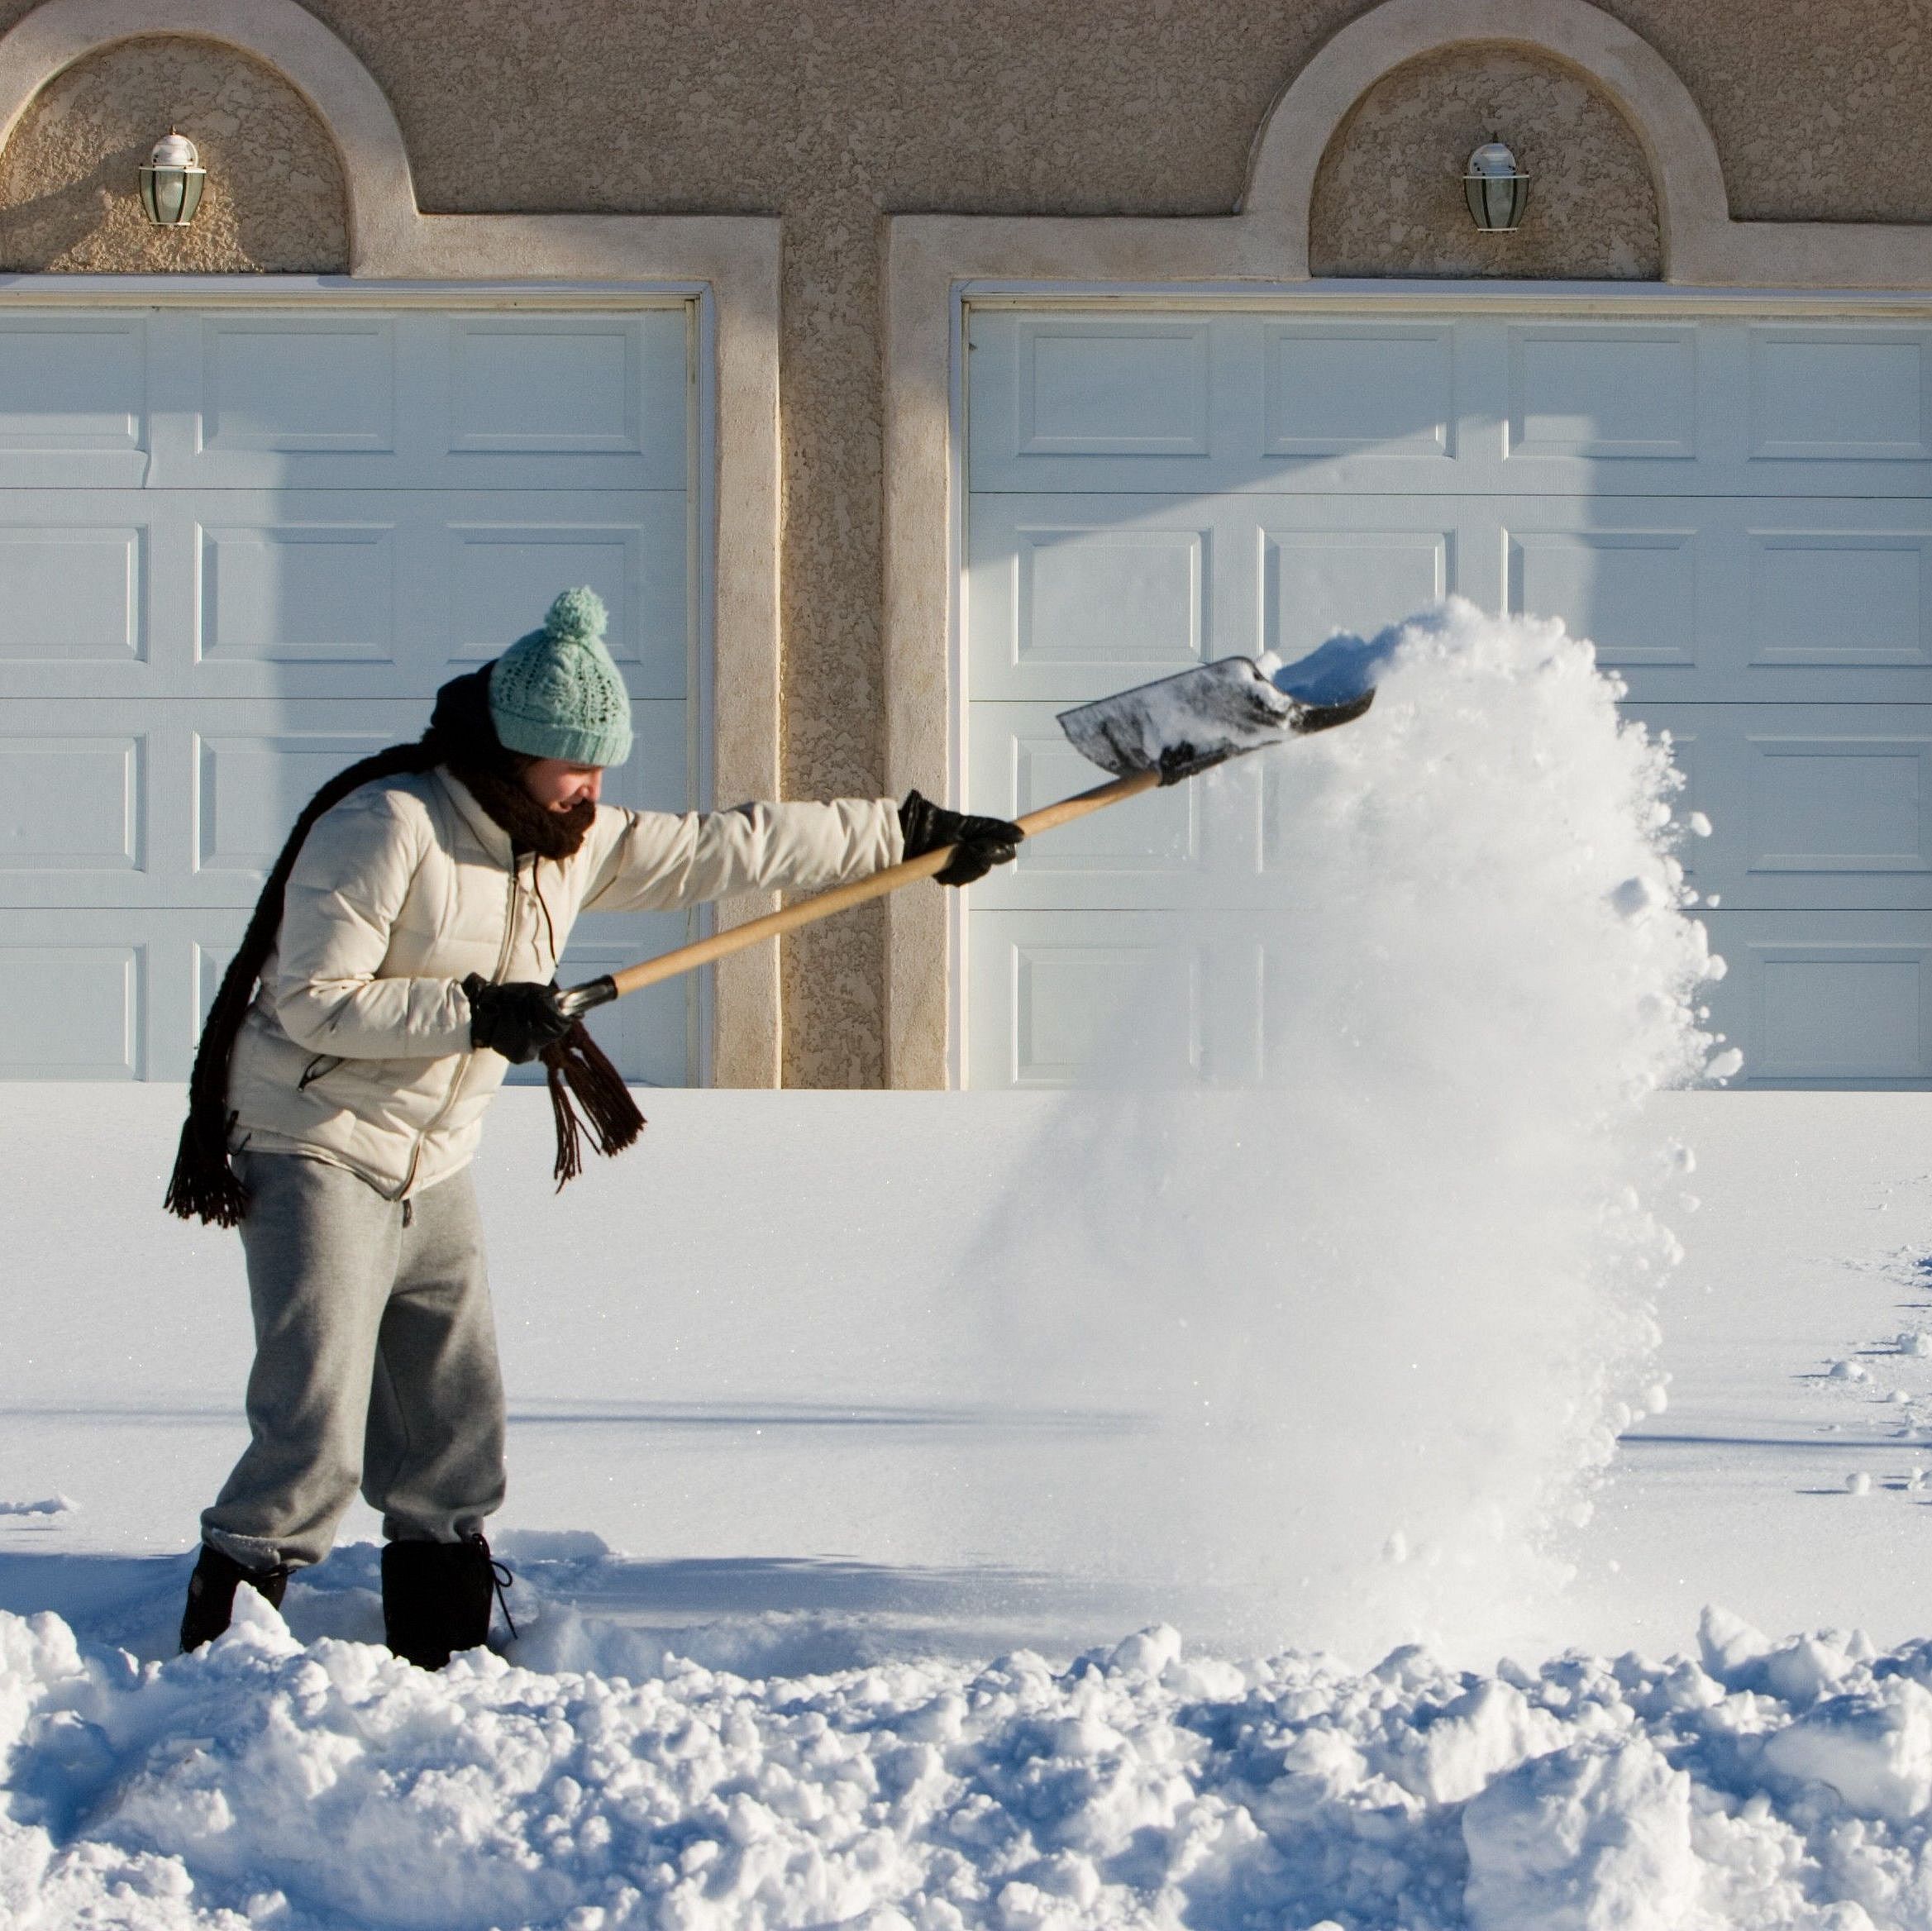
[489,588,633,766]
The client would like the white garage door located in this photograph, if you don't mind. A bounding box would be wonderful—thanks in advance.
[962,306,1932,1089]
[0,302,699,1083]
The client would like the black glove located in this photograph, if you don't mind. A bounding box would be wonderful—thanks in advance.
[899,790,1025,887]
[463,974,575,1065]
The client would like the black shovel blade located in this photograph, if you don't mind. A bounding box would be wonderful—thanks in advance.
[1057,658,1376,783]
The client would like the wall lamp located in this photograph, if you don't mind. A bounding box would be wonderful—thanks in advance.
[139,130,206,227]
[1464,138,1529,232]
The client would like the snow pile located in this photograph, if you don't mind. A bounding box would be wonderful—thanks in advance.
[10,1597,1932,1929]
[964,601,1722,1660]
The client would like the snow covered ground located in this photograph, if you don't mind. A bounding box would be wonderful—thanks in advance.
[4,1086,1932,1929]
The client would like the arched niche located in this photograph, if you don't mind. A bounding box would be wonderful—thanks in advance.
[1308,42,1661,281]
[0,0,417,269]
[0,33,347,272]
[1242,0,1730,279]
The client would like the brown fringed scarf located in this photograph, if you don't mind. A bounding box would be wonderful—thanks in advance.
[165,666,646,1228]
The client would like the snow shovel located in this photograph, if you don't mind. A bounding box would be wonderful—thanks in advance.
[553,658,1374,1020]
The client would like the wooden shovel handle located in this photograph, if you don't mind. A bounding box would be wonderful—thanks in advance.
[574,769,1161,1008]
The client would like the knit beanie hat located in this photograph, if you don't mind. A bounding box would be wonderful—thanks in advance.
[489,587,633,766]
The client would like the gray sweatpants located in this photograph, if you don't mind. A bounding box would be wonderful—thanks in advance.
[202,1152,507,1571]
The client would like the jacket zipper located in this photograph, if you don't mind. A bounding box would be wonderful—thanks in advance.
[394,849,524,1199]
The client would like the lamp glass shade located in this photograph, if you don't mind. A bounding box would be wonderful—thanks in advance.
[1463,140,1529,232]
[138,132,206,226]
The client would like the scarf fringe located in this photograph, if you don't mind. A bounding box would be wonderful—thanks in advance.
[542,1021,646,1190]
[162,1111,248,1228]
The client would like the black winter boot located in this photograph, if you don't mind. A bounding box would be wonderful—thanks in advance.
[179,1543,290,1652]
[381,1534,509,1669]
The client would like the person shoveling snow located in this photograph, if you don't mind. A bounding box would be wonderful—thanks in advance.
[164,586,1025,1668]
[161,589,1375,1674]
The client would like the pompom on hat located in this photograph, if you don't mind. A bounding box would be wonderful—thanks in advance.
[489,587,633,767]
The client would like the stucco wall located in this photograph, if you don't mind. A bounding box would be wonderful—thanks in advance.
[1597,0,1932,223]
[0,0,1925,1080]
[0,34,346,272]
[1309,46,1660,279]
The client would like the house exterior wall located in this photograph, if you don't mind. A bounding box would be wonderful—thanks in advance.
[0,0,1924,1084]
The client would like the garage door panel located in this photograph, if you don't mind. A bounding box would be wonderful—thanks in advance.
[1631,705,1932,909]
[200,314,397,455]
[0,712,187,899]
[1756,949,1924,1078]
[1695,912,1932,1083]
[0,701,410,908]
[1509,527,1699,668]
[1014,526,1204,665]
[0,943,140,1076]
[973,310,1470,495]
[199,521,397,666]
[966,702,1208,905]
[1748,737,1932,876]
[1506,325,1700,461]
[1746,532,1932,669]
[194,730,396,879]
[1249,503,1472,663]
[443,312,688,462]
[1266,526,1452,662]
[0,523,145,665]
[446,497,689,697]
[7,908,247,1079]
[992,933,1189,1088]
[0,315,149,488]
[1262,322,1456,459]
[513,918,694,1090]
[966,910,1268,1088]
[1748,328,1932,461]
[1009,317,1214,457]
[971,494,1469,700]
[0,731,141,875]
[0,924,146,1077]
[966,498,1217,699]
[1505,498,1932,704]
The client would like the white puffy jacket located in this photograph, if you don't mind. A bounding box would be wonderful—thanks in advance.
[228,770,903,1197]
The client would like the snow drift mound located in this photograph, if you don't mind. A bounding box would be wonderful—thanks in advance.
[961,601,1723,1660]
[6,1597,1930,1931]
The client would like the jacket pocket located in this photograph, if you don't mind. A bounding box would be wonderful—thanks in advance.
[298,1053,346,1091]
